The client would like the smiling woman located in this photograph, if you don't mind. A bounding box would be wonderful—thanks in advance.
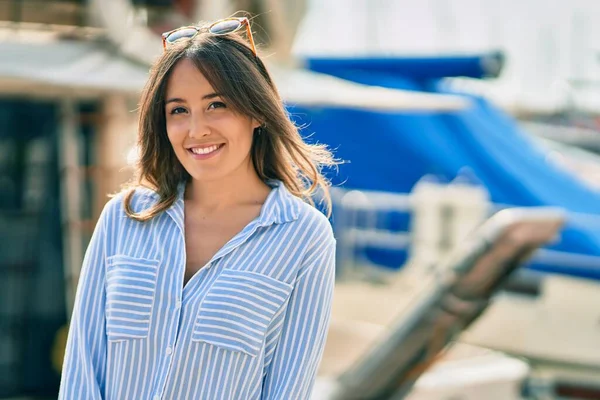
[59,15,340,400]
[126,17,337,222]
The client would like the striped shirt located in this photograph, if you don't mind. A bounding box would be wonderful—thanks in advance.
[59,181,336,400]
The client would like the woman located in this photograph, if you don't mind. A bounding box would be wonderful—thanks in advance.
[59,16,337,400]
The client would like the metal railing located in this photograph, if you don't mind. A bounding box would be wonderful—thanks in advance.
[330,186,600,282]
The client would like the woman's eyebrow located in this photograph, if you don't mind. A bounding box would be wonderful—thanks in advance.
[165,93,221,105]
[165,97,185,105]
[202,92,222,100]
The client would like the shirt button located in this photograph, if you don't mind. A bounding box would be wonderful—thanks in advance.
[175,301,182,309]
[153,396,160,400]
[166,346,173,355]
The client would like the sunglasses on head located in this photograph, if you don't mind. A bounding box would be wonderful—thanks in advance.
[161,17,257,56]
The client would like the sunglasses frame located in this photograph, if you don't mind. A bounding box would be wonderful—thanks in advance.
[161,17,257,56]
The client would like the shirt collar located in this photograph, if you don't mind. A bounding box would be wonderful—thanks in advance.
[141,180,301,232]
[257,180,302,226]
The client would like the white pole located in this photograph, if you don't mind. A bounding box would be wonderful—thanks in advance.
[409,176,447,269]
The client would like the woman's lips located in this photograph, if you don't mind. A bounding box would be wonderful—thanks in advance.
[187,144,225,160]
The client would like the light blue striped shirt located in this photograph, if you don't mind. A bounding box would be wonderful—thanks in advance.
[59,181,336,400]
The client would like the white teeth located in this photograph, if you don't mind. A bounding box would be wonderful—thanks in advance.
[191,145,220,155]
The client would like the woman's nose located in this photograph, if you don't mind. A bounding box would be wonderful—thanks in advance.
[189,116,211,138]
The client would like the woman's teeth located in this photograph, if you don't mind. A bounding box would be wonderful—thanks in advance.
[191,145,220,155]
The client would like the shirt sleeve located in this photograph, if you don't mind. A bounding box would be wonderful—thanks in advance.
[261,230,336,400]
[58,206,109,400]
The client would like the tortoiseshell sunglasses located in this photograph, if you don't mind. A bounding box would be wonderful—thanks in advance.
[161,17,257,56]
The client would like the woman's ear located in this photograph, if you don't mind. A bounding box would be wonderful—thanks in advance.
[252,118,264,130]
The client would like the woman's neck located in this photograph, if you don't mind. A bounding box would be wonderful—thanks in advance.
[185,162,271,212]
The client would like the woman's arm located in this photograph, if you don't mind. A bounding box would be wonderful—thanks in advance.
[261,230,336,400]
[58,206,109,400]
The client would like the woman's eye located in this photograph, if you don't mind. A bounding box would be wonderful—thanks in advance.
[169,106,187,115]
[207,101,227,110]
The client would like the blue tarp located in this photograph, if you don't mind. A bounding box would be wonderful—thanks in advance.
[306,52,504,81]
[288,55,600,279]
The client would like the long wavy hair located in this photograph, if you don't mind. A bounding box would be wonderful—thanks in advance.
[123,20,337,221]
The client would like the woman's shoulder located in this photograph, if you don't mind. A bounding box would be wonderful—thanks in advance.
[293,199,335,244]
[99,186,160,221]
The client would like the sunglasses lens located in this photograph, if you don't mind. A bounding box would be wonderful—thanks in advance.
[209,19,242,35]
[165,28,198,44]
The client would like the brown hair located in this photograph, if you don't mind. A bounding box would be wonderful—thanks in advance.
[123,20,337,221]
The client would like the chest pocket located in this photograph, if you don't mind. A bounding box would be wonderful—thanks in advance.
[105,255,159,341]
[192,269,293,357]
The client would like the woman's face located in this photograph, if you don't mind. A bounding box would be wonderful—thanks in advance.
[164,58,260,183]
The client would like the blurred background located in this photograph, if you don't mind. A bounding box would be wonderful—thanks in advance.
[1,0,600,399]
